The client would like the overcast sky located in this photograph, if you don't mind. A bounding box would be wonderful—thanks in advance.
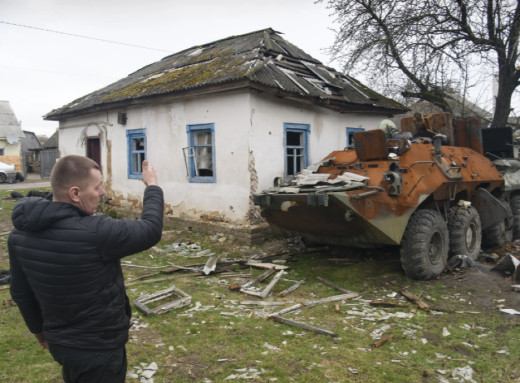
[1,0,338,137]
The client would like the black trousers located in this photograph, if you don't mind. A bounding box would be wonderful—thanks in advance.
[48,343,127,383]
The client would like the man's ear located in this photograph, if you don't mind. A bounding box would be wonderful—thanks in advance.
[68,186,81,202]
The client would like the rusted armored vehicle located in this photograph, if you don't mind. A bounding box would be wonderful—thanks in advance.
[254,113,518,280]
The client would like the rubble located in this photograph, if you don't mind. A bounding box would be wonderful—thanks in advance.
[116,234,520,379]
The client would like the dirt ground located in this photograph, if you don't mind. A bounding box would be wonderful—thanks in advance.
[438,243,520,312]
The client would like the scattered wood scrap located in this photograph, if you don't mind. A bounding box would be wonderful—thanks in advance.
[370,301,407,308]
[277,278,306,297]
[240,269,276,290]
[240,300,291,306]
[268,293,358,317]
[263,293,358,336]
[245,261,289,270]
[126,273,202,286]
[373,334,394,348]
[316,276,358,296]
[269,315,337,336]
[400,290,431,312]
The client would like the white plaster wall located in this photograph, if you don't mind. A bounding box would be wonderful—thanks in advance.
[57,91,396,224]
[249,93,392,193]
[59,92,254,223]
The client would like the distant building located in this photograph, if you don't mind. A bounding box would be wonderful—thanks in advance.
[21,130,43,174]
[41,129,59,177]
[0,100,25,172]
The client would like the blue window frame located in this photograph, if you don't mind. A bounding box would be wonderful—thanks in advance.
[185,123,215,183]
[284,123,310,180]
[127,129,146,179]
[346,127,365,147]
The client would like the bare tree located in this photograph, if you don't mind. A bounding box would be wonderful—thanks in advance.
[323,0,520,128]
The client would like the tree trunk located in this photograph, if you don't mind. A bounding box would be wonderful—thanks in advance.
[491,68,515,128]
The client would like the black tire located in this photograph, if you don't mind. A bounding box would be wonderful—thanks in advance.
[400,209,449,280]
[482,199,513,247]
[511,195,520,239]
[0,173,6,183]
[447,205,482,260]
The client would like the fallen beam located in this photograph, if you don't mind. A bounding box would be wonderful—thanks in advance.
[277,278,306,297]
[268,293,359,317]
[269,315,337,336]
[316,276,358,295]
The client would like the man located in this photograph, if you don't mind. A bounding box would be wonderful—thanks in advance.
[8,155,164,382]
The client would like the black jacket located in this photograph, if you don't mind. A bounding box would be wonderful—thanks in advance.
[8,185,164,350]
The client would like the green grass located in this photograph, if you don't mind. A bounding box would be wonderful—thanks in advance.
[0,187,519,382]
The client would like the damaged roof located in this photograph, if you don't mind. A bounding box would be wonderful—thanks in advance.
[0,100,25,138]
[44,28,407,120]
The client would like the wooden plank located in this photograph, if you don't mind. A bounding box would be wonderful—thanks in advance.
[370,301,408,308]
[277,278,306,297]
[373,334,394,348]
[245,262,289,270]
[400,290,431,312]
[126,273,202,286]
[240,268,276,290]
[268,292,359,317]
[316,276,357,295]
[269,315,337,336]
[240,300,291,306]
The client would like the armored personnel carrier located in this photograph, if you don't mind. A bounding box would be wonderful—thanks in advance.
[254,113,518,280]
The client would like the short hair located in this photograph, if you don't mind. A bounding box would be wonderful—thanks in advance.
[51,155,101,199]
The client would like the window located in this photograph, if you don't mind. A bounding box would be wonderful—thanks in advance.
[0,148,4,156]
[284,123,310,180]
[184,123,215,183]
[346,127,365,147]
[127,129,146,179]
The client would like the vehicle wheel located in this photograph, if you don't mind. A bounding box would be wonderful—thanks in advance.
[482,199,513,247]
[400,209,449,280]
[510,195,520,239]
[447,205,481,260]
[0,173,6,183]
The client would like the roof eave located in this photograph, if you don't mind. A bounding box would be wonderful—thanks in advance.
[45,80,408,121]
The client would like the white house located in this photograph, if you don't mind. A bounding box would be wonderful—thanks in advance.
[44,28,407,240]
[0,100,25,173]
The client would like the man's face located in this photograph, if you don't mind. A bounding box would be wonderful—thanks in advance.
[77,168,106,215]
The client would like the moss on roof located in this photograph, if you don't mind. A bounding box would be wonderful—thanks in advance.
[100,50,250,103]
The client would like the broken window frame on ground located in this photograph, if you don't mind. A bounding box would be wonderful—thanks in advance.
[134,285,191,315]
